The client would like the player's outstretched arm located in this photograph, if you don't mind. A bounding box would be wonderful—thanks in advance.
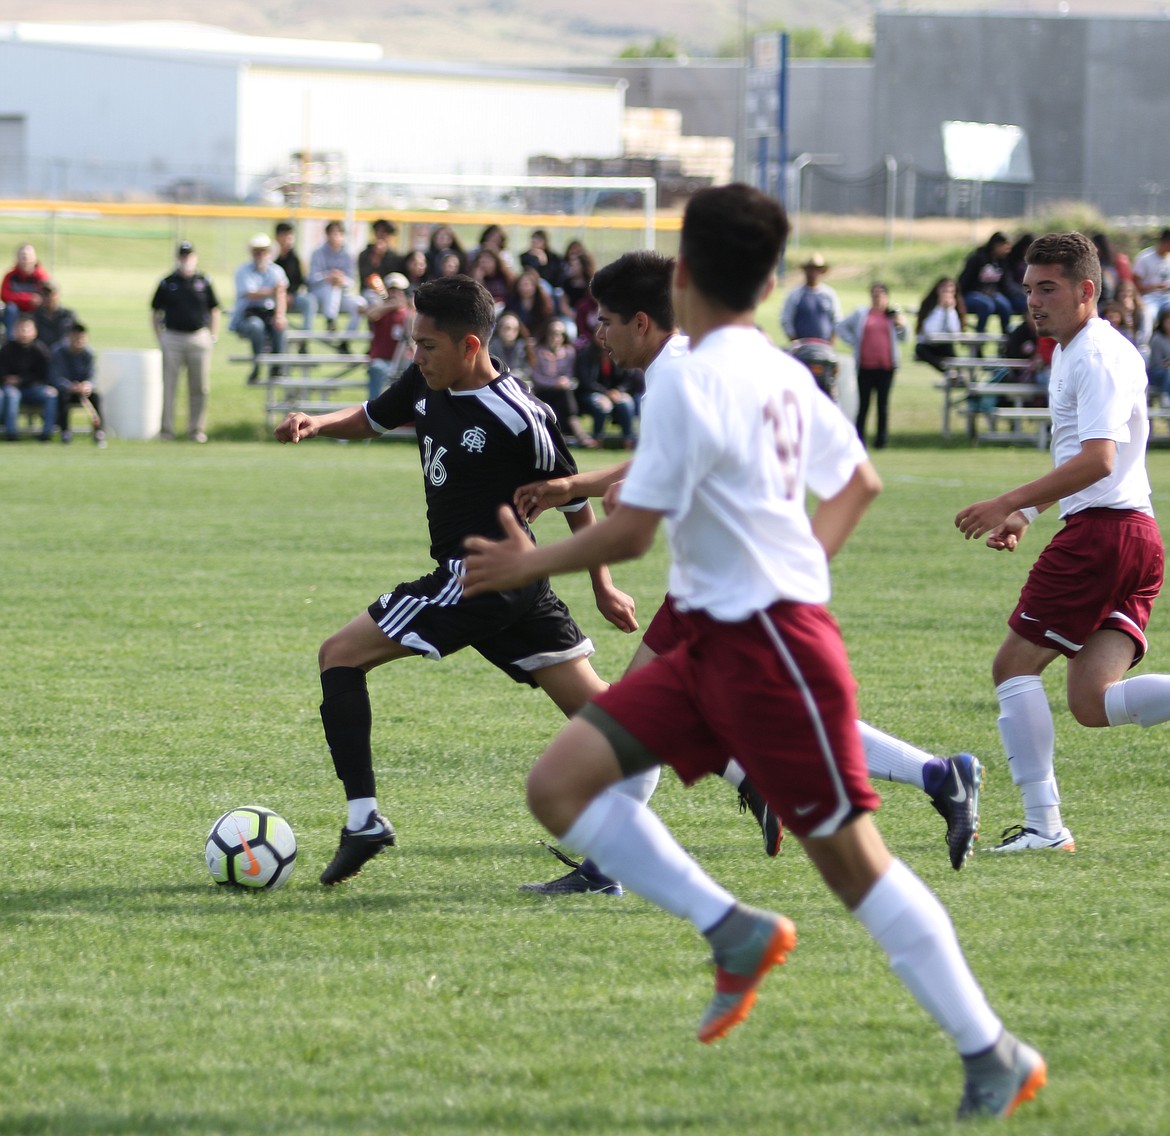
[811,460,882,559]
[563,502,638,633]
[462,503,660,598]
[513,460,632,521]
[274,404,377,444]
[955,438,1113,542]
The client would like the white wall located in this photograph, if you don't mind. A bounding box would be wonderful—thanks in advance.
[236,65,624,193]
[0,41,240,197]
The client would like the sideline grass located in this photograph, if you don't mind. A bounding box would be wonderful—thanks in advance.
[3,439,1170,1134]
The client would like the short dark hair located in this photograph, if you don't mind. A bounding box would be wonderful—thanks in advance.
[275,221,294,236]
[413,275,497,343]
[71,321,88,335]
[1025,231,1101,297]
[589,250,675,330]
[325,220,344,236]
[679,184,788,312]
[372,218,397,236]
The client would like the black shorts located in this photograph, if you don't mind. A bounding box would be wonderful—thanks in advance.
[367,558,594,686]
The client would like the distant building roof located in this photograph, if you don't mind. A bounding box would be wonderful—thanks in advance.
[0,20,383,63]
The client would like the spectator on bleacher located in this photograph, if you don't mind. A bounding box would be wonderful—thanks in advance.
[469,248,514,308]
[435,249,463,279]
[573,319,637,447]
[0,313,57,441]
[473,223,514,271]
[401,249,428,297]
[50,321,105,446]
[1005,233,1034,293]
[488,311,533,385]
[33,283,76,351]
[520,229,564,292]
[1145,304,1170,407]
[559,243,595,314]
[530,318,594,448]
[1092,232,1132,305]
[1102,278,1143,348]
[230,233,288,387]
[2,243,51,339]
[152,240,221,440]
[1001,309,1054,391]
[309,220,366,335]
[504,267,554,342]
[425,224,465,279]
[837,282,907,451]
[274,221,317,335]
[914,276,967,373]
[1132,228,1170,341]
[365,272,413,401]
[358,219,404,305]
[780,253,841,343]
[958,231,1018,337]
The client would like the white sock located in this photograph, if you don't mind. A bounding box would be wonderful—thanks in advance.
[346,796,378,830]
[612,766,661,805]
[853,859,1002,1056]
[561,788,736,932]
[859,721,933,790]
[1104,674,1170,727]
[996,675,1063,836]
[722,759,747,790]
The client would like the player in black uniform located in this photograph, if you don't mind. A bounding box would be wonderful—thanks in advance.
[275,275,639,885]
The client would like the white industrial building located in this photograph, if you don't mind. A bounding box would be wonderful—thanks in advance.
[0,21,626,201]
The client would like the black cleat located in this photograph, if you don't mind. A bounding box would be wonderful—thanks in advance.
[319,809,396,885]
[738,779,783,857]
[929,753,983,870]
[519,842,622,896]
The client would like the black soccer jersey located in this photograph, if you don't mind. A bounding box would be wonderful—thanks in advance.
[365,362,583,562]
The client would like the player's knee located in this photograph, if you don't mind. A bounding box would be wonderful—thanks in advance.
[318,632,348,672]
[1068,692,1109,728]
[526,760,567,834]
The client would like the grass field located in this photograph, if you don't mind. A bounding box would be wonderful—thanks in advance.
[3,210,1169,1133]
[3,436,1170,1135]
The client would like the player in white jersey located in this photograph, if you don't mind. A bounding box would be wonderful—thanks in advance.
[515,251,782,895]
[517,252,983,872]
[957,231,1169,852]
[464,184,1044,1120]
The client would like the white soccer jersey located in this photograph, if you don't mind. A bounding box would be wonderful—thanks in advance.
[643,332,689,398]
[619,325,866,620]
[1048,317,1152,517]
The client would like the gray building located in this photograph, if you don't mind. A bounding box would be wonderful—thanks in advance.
[575,11,1170,221]
[873,10,1170,219]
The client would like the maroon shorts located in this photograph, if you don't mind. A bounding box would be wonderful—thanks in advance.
[641,594,685,656]
[583,600,880,838]
[1009,507,1164,664]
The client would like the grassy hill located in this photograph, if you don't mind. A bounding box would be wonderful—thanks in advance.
[13,0,1170,65]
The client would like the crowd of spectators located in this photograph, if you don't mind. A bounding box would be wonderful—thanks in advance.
[17,216,1170,451]
[1,242,104,444]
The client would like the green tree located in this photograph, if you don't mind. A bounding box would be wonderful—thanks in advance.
[618,35,682,59]
[711,24,872,59]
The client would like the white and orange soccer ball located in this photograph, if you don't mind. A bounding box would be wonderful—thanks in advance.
[205,805,297,890]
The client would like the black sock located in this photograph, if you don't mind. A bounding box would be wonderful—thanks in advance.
[319,666,376,799]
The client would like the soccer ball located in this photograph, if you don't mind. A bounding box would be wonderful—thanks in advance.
[205,805,297,890]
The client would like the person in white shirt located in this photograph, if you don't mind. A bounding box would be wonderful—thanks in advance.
[464,184,1045,1121]
[1131,227,1170,339]
[957,231,1169,853]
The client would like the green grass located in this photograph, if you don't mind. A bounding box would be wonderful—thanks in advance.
[3,437,1170,1135]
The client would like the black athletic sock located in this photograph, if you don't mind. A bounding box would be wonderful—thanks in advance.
[319,666,376,799]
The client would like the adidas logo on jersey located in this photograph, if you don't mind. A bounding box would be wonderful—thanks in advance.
[414,399,426,415]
